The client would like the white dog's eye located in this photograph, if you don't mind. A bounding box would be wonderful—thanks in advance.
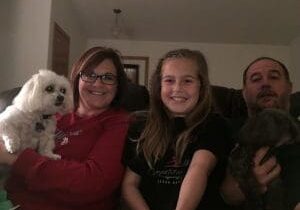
[45,85,54,93]
[60,88,66,94]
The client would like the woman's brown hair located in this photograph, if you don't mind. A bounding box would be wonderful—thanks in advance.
[70,46,128,109]
[137,49,212,168]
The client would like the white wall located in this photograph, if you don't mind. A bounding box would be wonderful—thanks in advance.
[2,0,52,91]
[0,1,296,92]
[0,0,14,91]
[50,0,87,76]
[88,39,290,89]
[0,0,87,92]
[291,36,300,92]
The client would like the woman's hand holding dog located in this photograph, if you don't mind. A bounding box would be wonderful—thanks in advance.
[252,147,281,193]
[0,141,17,166]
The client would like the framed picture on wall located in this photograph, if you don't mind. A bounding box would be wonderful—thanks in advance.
[124,64,139,84]
[122,56,149,87]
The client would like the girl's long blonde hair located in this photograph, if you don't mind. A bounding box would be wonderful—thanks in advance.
[137,49,212,168]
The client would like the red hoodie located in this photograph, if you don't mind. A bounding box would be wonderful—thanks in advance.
[6,108,129,210]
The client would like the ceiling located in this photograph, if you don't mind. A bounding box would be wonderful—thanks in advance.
[71,0,300,45]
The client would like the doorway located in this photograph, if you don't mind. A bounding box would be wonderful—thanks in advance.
[52,22,70,77]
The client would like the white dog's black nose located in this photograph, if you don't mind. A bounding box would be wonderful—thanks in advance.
[55,95,64,106]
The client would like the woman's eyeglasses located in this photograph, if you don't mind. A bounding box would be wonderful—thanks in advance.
[79,71,117,85]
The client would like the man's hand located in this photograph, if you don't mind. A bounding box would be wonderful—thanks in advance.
[253,147,281,193]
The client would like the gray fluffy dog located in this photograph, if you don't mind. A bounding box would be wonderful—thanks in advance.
[229,108,300,210]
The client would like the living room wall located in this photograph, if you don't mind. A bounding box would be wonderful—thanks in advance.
[0,0,87,92]
[50,0,87,76]
[291,36,300,91]
[1,1,298,92]
[0,0,52,91]
[87,39,291,90]
[0,0,13,90]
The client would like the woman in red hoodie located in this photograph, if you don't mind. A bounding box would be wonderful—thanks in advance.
[0,46,130,210]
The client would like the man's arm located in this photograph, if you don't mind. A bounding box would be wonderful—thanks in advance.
[220,169,245,205]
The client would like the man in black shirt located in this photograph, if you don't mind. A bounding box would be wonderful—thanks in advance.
[221,57,300,210]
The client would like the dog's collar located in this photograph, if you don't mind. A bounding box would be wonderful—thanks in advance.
[35,122,45,132]
[42,114,52,119]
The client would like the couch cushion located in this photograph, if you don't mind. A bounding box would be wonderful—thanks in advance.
[211,86,247,118]
[0,87,21,113]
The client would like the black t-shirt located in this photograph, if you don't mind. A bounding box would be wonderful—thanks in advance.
[277,142,300,210]
[276,118,300,210]
[123,112,232,210]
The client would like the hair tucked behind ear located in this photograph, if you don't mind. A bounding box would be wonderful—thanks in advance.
[137,49,212,168]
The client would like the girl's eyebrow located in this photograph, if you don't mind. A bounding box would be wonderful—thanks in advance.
[161,76,174,81]
[161,75,173,78]
[162,75,197,78]
[184,75,198,78]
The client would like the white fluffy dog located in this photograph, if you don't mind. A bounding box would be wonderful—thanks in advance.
[0,70,73,159]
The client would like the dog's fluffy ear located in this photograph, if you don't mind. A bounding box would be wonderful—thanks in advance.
[38,69,54,77]
[13,73,42,112]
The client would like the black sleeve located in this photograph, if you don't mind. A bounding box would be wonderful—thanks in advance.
[278,143,300,210]
[191,113,233,160]
[122,111,149,176]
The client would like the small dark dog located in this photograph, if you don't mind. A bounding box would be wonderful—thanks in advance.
[229,108,300,210]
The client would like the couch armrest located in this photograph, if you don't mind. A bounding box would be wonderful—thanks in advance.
[0,87,21,113]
